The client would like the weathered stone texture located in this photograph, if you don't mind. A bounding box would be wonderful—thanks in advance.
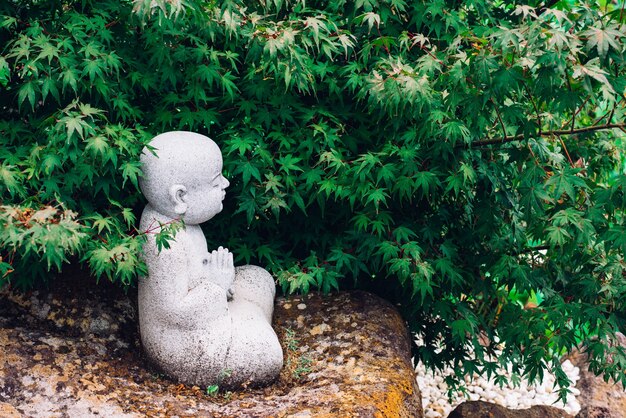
[448,400,573,418]
[274,290,422,417]
[568,335,626,418]
[0,278,421,417]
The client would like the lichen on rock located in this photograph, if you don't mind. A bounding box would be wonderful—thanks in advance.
[0,275,421,417]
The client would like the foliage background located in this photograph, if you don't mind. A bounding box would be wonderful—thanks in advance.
[1,0,625,395]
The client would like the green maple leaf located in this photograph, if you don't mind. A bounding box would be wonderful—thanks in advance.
[63,115,87,140]
[545,168,588,202]
[240,161,261,186]
[546,225,571,248]
[365,188,389,210]
[520,184,552,215]
[607,226,626,254]
[41,77,60,104]
[414,171,439,197]
[277,155,303,173]
[120,161,142,188]
[0,57,9,87]
[61,69,78,93]
[90,214,113,234]
[442,120,471,144]
[435,257,463,287]
[36,42,59,63]
[17,81,37,109]
[41,154,63,174]
[451,319,472,341]
[234,192,258,224]
[85,135,109,157]
[0,164,23,196]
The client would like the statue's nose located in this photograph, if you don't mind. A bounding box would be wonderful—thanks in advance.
[223,177,230,189]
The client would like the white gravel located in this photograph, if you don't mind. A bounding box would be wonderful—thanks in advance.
[414,346,581,417]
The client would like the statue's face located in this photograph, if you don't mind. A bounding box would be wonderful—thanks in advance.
[183,154,230,224]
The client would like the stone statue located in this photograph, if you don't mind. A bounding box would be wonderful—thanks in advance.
[137,131,283,389]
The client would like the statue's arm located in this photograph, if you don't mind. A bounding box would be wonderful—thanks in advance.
[142,239,230,328]
[165,280,230,325]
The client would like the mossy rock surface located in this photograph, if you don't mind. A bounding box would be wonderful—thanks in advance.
[566,337,626,418]
[0,273,421,417]
[447,401,572,418]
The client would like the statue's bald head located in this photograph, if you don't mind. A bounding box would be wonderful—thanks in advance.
[139,131,222,217]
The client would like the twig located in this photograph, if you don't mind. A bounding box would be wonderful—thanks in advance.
[591,96,624,126]
[492,99,508,141]
[144,218,157,234]
[467,123,626,147]
[96,234,109,244]
[557,135,575,167]
[527,142,537,161]
[421,45,444,65]
[592,107,614,126]
[376,25,391,57]
[566,95,591,132]
[141,217,182,235]
[607,101,617,125]
[523,85,542,163]
[523,83,542,133]
[406,34,444,66]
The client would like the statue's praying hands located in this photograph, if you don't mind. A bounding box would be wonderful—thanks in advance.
[196,246,235,301]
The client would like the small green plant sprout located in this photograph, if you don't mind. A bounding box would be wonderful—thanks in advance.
[283,327,312,380]
[205,368,232,397]
[151,372,165,381]
[293,356,312,380]
[205,384,219,397]
[285,327,299,352]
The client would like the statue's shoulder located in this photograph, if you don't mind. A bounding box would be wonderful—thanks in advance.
[139,205,162,232]
[138,206,192,256]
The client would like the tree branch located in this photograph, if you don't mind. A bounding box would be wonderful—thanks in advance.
[557,135,575,167]
[467,123,626,148]
[523,83,542,132]
[592,96,624,126]
[492,98,508,140]
[567,95,591,132]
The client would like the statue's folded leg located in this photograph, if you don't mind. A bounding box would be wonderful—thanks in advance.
[222,312,284,387]
[222,265,283,387]
[231,265,276,323]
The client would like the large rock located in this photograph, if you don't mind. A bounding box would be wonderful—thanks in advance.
[568,336,626,418]
[447,400,573,418]
[0,274,421,417]
[575,406,613,418]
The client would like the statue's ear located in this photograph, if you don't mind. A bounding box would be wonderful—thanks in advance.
[169,184,187,215]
